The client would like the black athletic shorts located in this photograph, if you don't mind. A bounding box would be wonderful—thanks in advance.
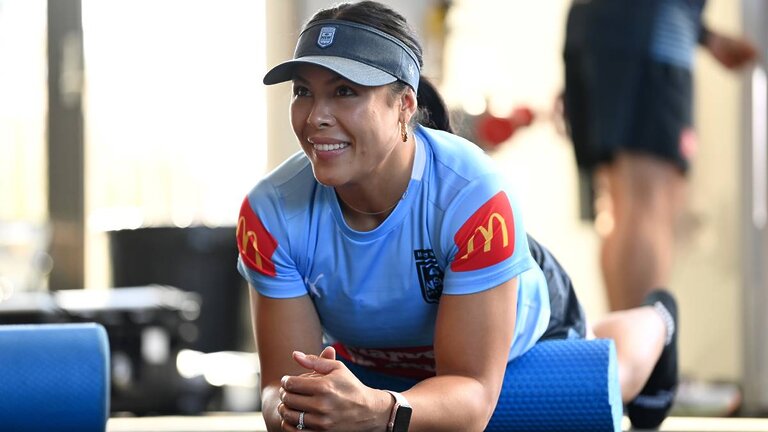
[564,55,693,172]
[527,235,587,340]
[563,0,694,219]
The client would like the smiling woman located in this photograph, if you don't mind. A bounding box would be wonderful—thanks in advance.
[237,1,681,431]
[289,65,412,223]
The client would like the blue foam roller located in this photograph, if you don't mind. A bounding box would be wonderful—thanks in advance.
[0,323,110,432]
[485,338,622,432]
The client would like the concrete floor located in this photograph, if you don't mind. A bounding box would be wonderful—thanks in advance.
[107,413,768,432]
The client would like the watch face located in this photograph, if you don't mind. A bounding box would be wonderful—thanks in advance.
[392,405,412,432]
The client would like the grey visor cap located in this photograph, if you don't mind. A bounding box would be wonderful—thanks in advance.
[263,19,420,92]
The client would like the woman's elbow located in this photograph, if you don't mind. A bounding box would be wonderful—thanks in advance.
[465,381,502,431]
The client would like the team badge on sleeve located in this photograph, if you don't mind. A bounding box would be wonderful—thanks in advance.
[450,191,515,272]
[236,198,278,277]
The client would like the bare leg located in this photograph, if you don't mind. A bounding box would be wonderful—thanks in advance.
[598,153,687,310]
[592,305,666,402]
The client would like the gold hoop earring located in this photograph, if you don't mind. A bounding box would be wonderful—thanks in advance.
[400,121,408,142]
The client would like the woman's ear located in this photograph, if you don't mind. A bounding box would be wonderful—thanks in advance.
[400,88,418,123]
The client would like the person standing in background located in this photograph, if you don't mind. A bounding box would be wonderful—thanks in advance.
[563,0,756,312]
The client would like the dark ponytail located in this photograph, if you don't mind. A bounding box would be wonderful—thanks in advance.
[305,1,453,133]
[415,77,453,133]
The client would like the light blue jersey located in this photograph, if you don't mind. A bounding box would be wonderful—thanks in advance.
[237,126,550,379]
[650,0,706,69]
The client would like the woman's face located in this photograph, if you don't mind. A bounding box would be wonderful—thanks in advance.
[290,64,406,188]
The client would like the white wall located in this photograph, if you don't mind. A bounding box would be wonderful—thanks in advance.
[673,0,746,382]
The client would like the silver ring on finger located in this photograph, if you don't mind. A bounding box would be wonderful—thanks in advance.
[297,411,305,430]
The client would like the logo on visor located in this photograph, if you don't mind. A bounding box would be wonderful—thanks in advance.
[317,26,336,48]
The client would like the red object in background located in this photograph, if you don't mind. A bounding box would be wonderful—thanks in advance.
[476,114,515,146]
[511,106,534,126]
[475,106,535,148]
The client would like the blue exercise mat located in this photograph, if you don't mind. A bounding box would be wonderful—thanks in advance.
[0,322,110,432]
[485,338,622,432]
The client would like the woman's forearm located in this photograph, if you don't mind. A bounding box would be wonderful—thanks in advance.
[404,374,500,432]
[260,384,284,432]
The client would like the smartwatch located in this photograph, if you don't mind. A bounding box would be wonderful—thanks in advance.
[385,390,412,432]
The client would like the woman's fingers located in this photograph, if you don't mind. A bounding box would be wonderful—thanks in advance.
[279,403,312,431]
[293,349,340,374]
[279,387,316,411]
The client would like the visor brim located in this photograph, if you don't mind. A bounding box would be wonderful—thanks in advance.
[263,56,398,87]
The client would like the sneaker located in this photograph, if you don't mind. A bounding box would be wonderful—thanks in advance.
[671,378,741,417]
[627,289,679,430]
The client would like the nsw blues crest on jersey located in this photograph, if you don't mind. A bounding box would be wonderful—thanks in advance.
[414,249,443,303]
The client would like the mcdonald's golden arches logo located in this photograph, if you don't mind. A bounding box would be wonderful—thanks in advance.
[236,198,278,277]
[451,191,515,272]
